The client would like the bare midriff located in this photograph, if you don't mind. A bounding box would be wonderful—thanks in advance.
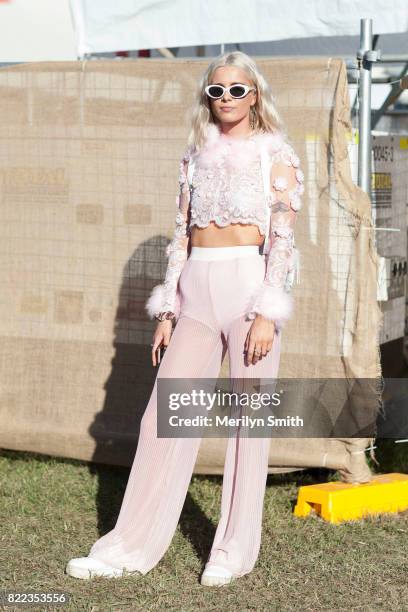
[190,222,265,248]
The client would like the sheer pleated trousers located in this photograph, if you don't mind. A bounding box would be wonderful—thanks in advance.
[88,245,282,578]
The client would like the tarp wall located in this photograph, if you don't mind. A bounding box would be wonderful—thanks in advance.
[0,57,384,481]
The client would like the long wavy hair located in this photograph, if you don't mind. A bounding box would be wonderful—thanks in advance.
[186,51,287,150]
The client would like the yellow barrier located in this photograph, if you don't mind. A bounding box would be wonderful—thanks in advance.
[294,473,408,523]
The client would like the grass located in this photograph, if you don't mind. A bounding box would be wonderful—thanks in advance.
[1,441,407,611]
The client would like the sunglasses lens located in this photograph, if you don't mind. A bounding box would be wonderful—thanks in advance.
[230,85,247,98]
[207,86,224,98]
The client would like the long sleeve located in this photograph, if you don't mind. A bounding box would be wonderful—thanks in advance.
[246,144,304,331]
[145,149,191,322]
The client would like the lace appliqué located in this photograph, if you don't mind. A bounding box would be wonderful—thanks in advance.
[145,149,191,320]
[161,152,191,313]
[246,143,304,330]
[190,152,268,236]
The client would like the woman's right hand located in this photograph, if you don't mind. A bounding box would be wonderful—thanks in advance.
[151,320,173,366]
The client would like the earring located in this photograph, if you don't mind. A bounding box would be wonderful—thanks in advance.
[250,107,256,129]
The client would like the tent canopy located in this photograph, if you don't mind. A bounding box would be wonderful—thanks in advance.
[70,0,408,56]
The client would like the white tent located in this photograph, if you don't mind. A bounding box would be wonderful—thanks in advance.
[1,0,408,62]
[69,0,408,56]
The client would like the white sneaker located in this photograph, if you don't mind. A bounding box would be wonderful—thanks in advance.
[65,557,129,580]
[200,565,234,587]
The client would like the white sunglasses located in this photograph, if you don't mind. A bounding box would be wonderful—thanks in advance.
[205,83,256,99]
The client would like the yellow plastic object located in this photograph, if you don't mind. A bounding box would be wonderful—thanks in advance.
[293,473,408,524]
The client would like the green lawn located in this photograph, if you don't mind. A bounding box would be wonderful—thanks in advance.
[1,442,407,611]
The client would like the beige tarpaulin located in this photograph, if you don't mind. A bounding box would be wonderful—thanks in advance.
[0,57,384,482]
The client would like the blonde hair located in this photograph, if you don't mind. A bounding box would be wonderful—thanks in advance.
[187,51,287,150]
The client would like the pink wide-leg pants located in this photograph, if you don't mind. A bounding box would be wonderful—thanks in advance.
[88,245,282,578]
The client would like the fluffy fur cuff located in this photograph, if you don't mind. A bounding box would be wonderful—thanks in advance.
[145,283,181,321]
[246,284,294,331]
[145,283,165,319]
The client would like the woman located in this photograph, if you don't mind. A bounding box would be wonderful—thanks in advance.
[66,50,304,587]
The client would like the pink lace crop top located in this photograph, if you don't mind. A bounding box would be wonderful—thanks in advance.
[145,123,304,331]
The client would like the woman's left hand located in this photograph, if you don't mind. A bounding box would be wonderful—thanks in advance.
[244,315,276,366]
